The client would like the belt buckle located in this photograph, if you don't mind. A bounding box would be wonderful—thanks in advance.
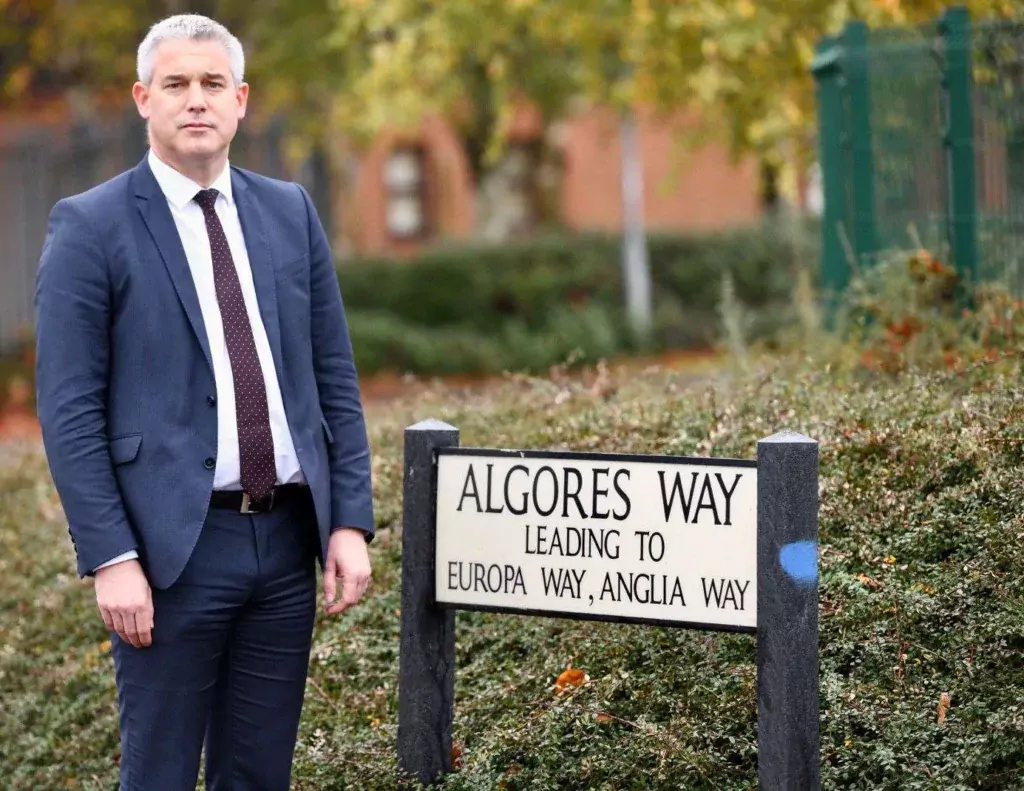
[240,489,274,514]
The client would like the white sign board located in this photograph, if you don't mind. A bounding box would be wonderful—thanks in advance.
[435,449,758,631]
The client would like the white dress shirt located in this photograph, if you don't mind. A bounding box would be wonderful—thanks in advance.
[96,150,305,571]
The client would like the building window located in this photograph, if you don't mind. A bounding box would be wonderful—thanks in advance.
[384,146,428,239]
[478,142,541,241]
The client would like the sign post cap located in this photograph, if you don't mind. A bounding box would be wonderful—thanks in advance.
[758,430,817,445]
[407,418,459,432]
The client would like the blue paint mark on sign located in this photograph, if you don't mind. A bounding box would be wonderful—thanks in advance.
[779,540,818,586]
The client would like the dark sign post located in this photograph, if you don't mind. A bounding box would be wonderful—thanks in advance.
[397,420,819,789]
[397,420,460,786]
[757,432,820,790]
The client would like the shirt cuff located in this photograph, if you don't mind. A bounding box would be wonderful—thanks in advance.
[94,550,139,572]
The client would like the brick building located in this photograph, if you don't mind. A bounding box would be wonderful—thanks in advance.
[0,97,772,348]
[338,102,767,258]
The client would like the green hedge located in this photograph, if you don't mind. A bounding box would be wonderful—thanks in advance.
[0,223,818,402]
[340,222,819,375]
[6,353,1023,789]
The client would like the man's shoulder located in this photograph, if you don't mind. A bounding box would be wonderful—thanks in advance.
[230,165,307,205]
[57,168,135,223]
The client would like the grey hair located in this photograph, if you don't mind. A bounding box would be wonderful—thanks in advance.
[137,14,245,86]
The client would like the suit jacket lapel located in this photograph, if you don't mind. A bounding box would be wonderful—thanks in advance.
[132,156,214,375]
[232,171,285,383]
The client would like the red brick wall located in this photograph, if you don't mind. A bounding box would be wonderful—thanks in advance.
[339,104,764,257]
[559,106,763,233]
[341,115,475,258]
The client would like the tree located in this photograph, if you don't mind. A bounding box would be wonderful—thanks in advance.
[5,0,1014,336]
[0,1,336,108]
[7,0,1015,171]
[325,0,1017,185]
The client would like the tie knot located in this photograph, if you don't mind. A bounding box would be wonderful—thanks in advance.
[194,188,219,212]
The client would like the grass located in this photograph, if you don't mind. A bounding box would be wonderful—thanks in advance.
[2,344,1024,789]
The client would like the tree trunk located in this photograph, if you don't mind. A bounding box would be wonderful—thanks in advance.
[620,108,653,344]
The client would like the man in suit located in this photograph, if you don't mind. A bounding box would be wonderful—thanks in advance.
[34,14,374,790]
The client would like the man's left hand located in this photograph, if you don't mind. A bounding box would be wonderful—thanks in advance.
[323,528,372,615]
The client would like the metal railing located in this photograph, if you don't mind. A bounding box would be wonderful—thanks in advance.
[812,6,1024,303]
[0,111,332,352]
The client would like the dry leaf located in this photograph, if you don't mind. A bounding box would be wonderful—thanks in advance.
[451,741,464,770]
[856,573,882,590]
[555,667,587,693]
[937,692,951,724]
[99,640,111,654]
[498,765,522,789]
[596,712,614,724]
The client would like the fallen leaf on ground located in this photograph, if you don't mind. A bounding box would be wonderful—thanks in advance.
[856,573,882,590]
[498,765,522,789]
[555,667,587,693]
[937,692,951,724]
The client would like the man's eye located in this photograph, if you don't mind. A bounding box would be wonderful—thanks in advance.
[206,81,223,88]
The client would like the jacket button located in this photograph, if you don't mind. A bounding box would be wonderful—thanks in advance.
[204,457,216,469]
[207,395,216,407]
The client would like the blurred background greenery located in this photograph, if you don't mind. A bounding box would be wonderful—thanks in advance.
[0,0,1019,403]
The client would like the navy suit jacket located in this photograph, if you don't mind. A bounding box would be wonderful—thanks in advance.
[34,153,374,589]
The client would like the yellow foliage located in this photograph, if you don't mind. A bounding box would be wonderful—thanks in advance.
[1,0,1016,171]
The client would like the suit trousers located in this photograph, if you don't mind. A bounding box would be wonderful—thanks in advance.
[110,488,319,790]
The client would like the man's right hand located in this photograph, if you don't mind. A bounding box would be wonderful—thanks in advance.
[94,559,154,648]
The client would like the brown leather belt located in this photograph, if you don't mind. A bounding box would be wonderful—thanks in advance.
[209,483,309,514]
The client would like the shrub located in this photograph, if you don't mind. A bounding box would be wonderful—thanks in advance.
[348,303,626,376]
[9,231,1024,790]
[340,222,818,374]
[0,338,35,415]
[0,223,814,393]
[810,246,1024,376]
[4,345,1023,789]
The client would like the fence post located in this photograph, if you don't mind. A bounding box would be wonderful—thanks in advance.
[757,432,820,790]
[812,36,849,326]
[397,419,460,788]
[844,21,878,267]
[940,6,979,293]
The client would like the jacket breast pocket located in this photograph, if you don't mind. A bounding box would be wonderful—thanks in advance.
[108,433,142,465]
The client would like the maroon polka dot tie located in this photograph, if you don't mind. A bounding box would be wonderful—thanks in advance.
[195,189,276,502]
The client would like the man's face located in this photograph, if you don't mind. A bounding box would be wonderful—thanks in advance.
[132,38,248,168]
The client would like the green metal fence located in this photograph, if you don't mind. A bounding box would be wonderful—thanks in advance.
[812,6,1024,303]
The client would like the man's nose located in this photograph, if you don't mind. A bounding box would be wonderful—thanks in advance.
[186,80,208,110]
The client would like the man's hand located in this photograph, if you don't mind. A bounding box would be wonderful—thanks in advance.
[323,528,372,615]
[94,559,154,648]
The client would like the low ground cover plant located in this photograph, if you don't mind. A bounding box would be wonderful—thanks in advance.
[1,247,1021,789]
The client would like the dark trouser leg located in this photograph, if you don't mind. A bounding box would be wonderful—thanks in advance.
[204,494,319,791]
[112,508,258,791]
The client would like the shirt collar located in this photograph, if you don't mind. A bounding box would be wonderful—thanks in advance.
[147,148,234,211]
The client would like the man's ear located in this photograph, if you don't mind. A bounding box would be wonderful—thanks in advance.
[132,82,151,120]
[236,82,249,120]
